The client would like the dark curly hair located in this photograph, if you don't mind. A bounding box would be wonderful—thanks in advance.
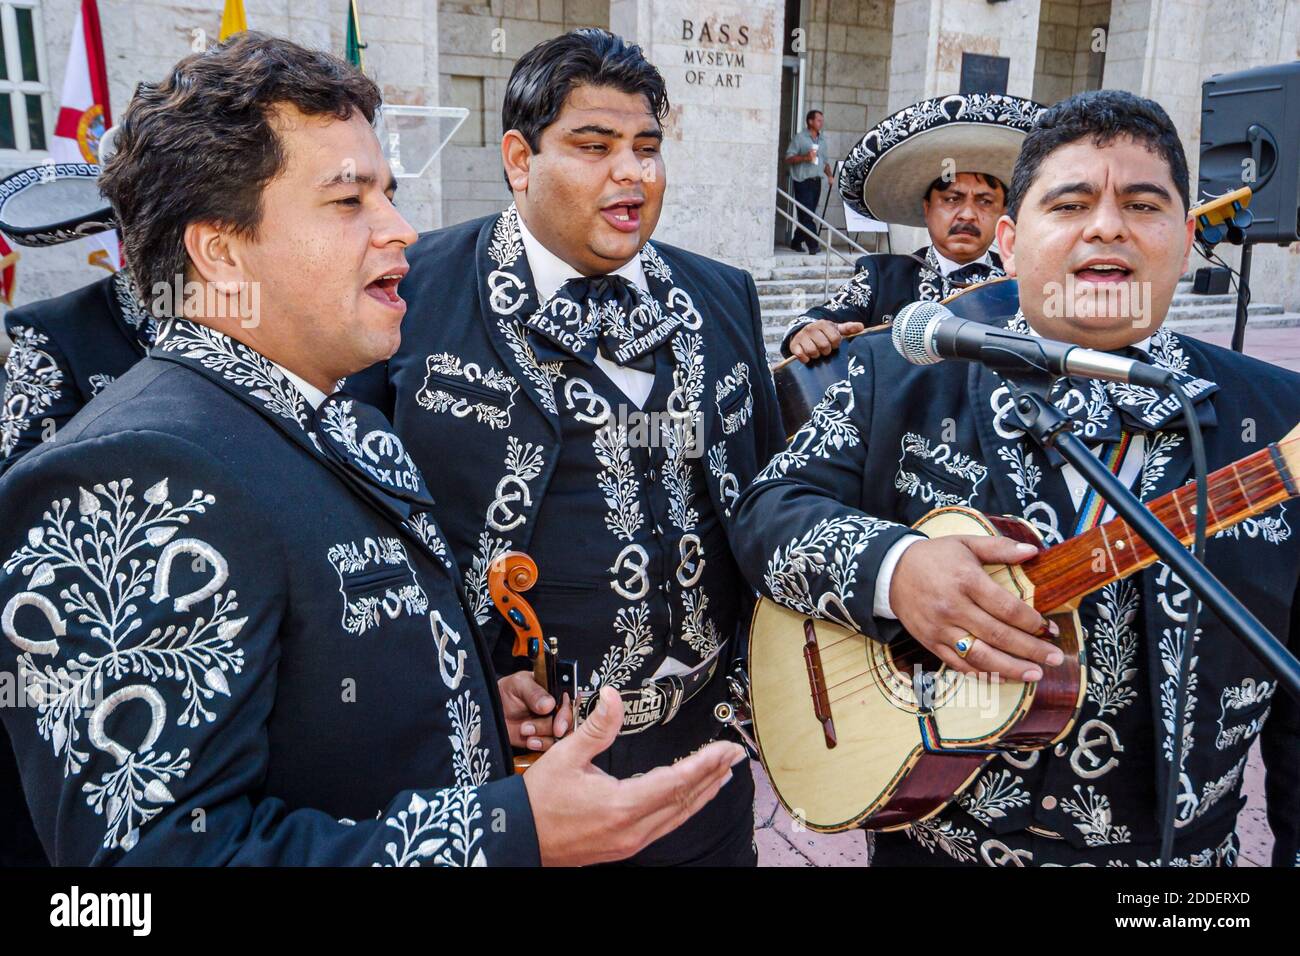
[1006,89,1189,220]
[99,31,381,316]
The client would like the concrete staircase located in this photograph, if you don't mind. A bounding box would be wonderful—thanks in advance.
[758,251,1300,361]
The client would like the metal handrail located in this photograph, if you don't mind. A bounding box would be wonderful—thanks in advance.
[776,184,869,297]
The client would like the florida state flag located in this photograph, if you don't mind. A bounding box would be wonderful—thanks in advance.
[0,234,18,307]
[52,0,112,164]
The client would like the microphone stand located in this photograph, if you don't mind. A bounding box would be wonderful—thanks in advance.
[1000,371,1300,703]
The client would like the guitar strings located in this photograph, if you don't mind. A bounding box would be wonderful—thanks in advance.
[817,459,1285,703]
[792,455,1286,708]
[812,451,1281,670]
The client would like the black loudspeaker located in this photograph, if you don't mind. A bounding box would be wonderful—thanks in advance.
[1192,266,1231,294]
[1200,62,1300,245]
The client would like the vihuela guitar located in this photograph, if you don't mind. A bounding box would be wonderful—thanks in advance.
[746,424,1300,832]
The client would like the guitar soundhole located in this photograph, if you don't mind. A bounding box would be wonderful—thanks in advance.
[885,633,944,681]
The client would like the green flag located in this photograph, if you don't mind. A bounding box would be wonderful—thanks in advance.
[344,0,365,70]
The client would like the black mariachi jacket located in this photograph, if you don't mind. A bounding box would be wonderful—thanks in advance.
[1,271,154,475]
[0,319,537,866]
[779,246,1005,357]
[732,323,1300,866]
[349,207,784,755]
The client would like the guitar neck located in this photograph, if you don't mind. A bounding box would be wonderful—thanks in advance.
[1026,432,1300,613]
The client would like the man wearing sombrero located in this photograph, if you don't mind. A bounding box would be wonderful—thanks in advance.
[783,93,1043,363]
[0,133,156,478]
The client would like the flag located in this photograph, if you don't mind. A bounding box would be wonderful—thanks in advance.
[344,1,365,70]
[219,0,247,41]
[52,0,111,164]
[0,234,19,307]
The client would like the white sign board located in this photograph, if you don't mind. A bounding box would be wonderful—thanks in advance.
[842,201,889,233]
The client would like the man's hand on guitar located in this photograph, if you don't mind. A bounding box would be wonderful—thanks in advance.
[498,671,573,752]
[890,535,1064,682]
[789,319,865,363]
[524,686,745,866]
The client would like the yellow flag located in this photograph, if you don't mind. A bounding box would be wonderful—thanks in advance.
[219,0,247,41]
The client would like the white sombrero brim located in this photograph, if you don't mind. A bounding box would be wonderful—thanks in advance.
[838,93,1044,227]
[864,124,1027,227]
[0,163,114,247]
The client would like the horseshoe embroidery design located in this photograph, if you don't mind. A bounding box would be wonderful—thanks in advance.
[1070,718,1124,779]
[610,544,651,601]
[431,610,468,691]
[150,539,229,613]
[88,684,169,767]
[488,269,528,315]
[676,534,705,588]
[3,590,65,656]
[563,377,612,426]
[2,477,241,851]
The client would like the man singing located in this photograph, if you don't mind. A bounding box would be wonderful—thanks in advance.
[350,29,783,865]
[784,94,1042,363]
[0,32,741,867]
[733,90,1299,866]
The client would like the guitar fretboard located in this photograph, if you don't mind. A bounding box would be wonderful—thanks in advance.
[1026,437,1298,613]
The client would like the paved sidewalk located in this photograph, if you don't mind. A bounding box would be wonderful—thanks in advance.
[754,323,1297,866]
[1194,325,1300,372]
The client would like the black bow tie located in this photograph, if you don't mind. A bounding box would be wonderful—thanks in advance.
[947,262,993,286]
[523,274,678,372]
[1039,360,1218,465]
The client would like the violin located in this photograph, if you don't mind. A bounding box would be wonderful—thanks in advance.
[487,552,581,773]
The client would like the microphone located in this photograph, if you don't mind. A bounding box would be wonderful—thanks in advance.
[890,300,1172,388]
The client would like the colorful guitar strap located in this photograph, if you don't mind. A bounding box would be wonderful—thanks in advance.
[1070,431,1133,536]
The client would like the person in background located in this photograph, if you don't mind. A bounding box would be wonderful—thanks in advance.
[783,94,1043,363]
[784,109,834,254]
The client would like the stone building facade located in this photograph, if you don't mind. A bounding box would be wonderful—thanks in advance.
[2,0,1299,312]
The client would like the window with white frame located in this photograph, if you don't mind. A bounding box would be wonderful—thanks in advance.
[0,1,50,154]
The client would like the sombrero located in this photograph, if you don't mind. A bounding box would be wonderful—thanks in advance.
[839,93,1045,227]
[0,125,120,248]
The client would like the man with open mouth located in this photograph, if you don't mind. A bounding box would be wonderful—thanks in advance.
[783,93,1043,364]
[0,32,742,867]
[348,28,784,866]
[730,90,1300,867]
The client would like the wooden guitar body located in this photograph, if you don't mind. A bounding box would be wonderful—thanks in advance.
[748,506,1085,832]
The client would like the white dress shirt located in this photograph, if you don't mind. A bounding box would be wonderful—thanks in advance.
[516,213,656,409]
[931,248,994,277]
[272,361,328,411]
